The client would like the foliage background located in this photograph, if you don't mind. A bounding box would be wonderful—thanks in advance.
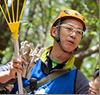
[0,0,99,82]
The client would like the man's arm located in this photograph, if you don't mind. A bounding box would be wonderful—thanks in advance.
[0,62,12,88]
[0,71,12,84]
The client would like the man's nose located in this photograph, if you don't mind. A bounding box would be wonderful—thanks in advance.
[70,30,76,39]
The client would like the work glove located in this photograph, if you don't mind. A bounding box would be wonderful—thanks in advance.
[20,41,45,80]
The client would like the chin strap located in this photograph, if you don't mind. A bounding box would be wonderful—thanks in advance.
[53,18,78,57]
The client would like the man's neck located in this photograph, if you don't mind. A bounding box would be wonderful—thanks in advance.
[50,47,71,63]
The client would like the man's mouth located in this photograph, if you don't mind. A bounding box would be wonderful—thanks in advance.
[68,40,74,44]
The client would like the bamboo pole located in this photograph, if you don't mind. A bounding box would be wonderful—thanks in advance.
[14,40,24,94]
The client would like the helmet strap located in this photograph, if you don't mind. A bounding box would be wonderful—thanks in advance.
[53,18,61,43]
[53,18,78,57]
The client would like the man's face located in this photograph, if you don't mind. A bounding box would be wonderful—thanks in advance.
[58,18,83,52]
[89,76,99,94]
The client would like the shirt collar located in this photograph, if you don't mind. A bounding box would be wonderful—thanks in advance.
[40,46,75,70]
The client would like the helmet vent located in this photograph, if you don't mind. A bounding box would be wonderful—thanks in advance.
[75,13,79,16]
[83,16,85,21]
[64,10,70,15]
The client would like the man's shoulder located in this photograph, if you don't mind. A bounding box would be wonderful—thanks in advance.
[75,69,90,94]
[76,69,89,81]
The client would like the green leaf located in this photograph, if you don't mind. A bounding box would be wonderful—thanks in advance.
[89,31,98,36]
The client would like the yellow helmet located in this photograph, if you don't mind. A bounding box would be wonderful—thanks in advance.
[51,9,86,31]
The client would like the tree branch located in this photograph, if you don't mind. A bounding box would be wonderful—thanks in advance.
[75,44,99,58]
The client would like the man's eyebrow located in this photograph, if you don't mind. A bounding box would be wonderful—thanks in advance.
[67,24,83,30]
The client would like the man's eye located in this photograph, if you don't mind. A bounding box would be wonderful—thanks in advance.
[77,31,82,35]
[66,27,72,31]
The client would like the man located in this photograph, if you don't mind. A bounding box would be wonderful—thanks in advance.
[0,9,90,94]
[88,69,99,94]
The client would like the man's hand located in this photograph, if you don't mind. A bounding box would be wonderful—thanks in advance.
[9,58,27,79]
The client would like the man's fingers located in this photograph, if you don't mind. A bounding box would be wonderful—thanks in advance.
[13,58,22,65]
[13,63,23,70]
[20,58,28,65]
[13,58,27,66]
[14,68,23,75]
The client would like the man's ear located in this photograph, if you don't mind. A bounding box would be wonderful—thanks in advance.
[50,27,58,37]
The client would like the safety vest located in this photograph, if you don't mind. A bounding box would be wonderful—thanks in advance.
[11,59,77,94]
